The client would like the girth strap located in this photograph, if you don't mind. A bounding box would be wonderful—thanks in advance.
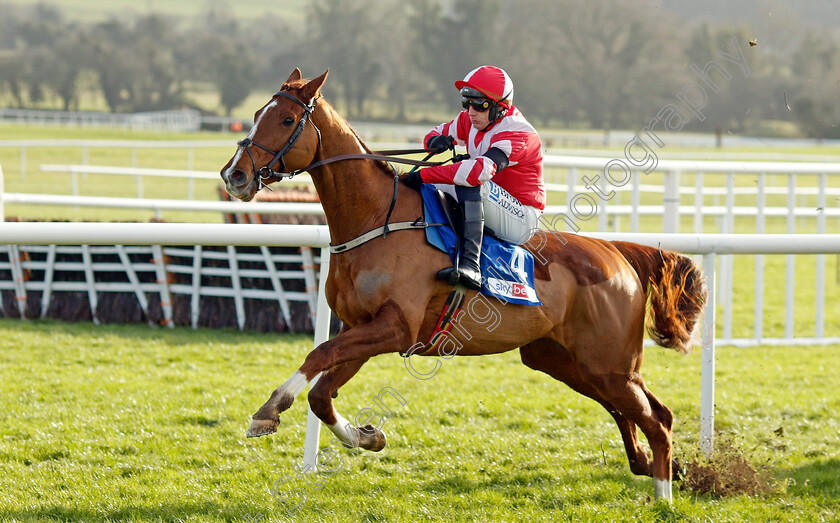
[329,219,430,254]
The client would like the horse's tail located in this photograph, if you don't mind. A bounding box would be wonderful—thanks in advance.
[611,241,707,354]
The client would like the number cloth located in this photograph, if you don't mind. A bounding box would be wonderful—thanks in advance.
[421,184,541,305]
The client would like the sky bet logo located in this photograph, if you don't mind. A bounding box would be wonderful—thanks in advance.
[486,277,536,302]
[510,282,528,298]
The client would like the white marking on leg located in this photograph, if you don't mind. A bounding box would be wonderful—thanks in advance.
[224,100,278,179]
[277,370,309,399]
[654,478,672,501]
[327,411,359,448]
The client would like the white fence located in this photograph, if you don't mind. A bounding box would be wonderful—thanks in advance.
[2,153,838,345]
[39,164,221,200]
[0,223,330,332]
[0,243,323,331]
[544,155,840,346]
[1,192,322,220]
[1,222,838,460]
[0,139,231,181]
[0,109,202,131]
[544,155,840,233]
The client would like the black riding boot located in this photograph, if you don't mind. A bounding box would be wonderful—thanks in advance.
[436,197,484,291]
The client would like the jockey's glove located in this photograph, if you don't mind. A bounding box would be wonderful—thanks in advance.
[426,135,455,154]
[401,171,424,191]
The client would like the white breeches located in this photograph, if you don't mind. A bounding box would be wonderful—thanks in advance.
[435,181,542,244]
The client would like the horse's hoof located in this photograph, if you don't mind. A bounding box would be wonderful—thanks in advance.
[357,424,387,451]
[246,419,279,438]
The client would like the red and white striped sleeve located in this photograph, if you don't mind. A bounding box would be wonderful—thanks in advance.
[423,112,471,149]
[418,156,497,187]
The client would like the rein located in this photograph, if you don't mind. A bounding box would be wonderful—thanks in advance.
[281,150,466,179]
[234,90,468,251]
[235,91,465,186]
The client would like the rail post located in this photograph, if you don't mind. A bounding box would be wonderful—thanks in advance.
[663,169,680,233]
[0,163,4,222]
[303,250,332,470]
[700,253,717,456]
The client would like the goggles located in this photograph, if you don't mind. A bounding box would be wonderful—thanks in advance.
[461,97,492,112]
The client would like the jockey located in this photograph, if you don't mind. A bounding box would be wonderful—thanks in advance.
[402,65,545,291]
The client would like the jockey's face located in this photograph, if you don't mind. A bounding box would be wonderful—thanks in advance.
[467,105,491,130]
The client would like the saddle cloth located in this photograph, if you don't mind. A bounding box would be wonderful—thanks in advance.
[420,184,541,305]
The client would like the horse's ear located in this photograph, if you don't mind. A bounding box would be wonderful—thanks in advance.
[301,69,329,103]
[284,68,303,85]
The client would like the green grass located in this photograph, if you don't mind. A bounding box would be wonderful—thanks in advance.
[1,125,839,520]
[0,319,837,522]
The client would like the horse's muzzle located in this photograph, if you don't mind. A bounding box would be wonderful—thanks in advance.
[227,169,249,187]
[223,169,255,201]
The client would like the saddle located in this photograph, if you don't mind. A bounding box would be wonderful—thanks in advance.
[420,184,541,306]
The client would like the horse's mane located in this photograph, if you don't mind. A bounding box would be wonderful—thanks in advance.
[282,82,397,178]
[345,122,397,177]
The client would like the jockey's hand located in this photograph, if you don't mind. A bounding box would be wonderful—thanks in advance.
[426,135,455,154]
[401,171,423,191]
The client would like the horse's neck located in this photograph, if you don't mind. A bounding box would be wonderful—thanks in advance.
[309,106,399,245]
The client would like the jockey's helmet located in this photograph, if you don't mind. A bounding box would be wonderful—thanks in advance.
[455,65,514,105]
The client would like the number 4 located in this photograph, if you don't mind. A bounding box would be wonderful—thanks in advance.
[510,249,528,284]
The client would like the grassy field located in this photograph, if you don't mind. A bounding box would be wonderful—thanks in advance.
[0,123,839,520]
[0,319,837,522]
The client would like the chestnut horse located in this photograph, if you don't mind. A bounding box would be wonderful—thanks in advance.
[221,69,706,501]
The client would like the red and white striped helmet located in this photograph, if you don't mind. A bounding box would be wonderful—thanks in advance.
[455,65,514,104]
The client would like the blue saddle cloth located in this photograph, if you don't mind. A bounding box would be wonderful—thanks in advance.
[421,184,541,305]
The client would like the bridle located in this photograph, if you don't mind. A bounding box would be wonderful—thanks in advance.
[233,90,467,188]
[236,90,322,191]
[231,89,469,251]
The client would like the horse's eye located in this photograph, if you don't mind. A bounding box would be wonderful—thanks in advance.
[283,117,295,127]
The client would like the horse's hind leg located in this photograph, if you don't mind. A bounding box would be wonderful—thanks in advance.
[308,358,387,452]
[585,370,675,501]
[520,340,655,477]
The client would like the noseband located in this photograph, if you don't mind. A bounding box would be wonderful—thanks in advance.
[236,91,322,190]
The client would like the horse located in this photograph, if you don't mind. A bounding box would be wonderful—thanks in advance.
[220,68,706,502]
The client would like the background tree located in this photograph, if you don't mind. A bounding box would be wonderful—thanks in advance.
[0,54,27,108]
[408,0,502,113]
[790,32,840,139]
[127,15,185,111]
[0,0,838,141]
[684,24,771,134]
[534,0,687,130]
[205,36,258,116]
[12,4,79,109]
[362,0,421,122]
[305,0,386,119]
[45,31,90,111]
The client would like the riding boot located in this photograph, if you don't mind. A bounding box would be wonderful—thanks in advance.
[457,199,484,290]
[436,198,484,291]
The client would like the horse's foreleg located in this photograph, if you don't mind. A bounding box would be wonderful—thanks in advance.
[247,302,411,438]
[308,359,386,452]
[247,371,309,437]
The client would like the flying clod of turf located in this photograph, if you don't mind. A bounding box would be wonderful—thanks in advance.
[683,435,775,497]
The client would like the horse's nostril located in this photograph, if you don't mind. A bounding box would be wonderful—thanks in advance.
[229,169,248,186]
